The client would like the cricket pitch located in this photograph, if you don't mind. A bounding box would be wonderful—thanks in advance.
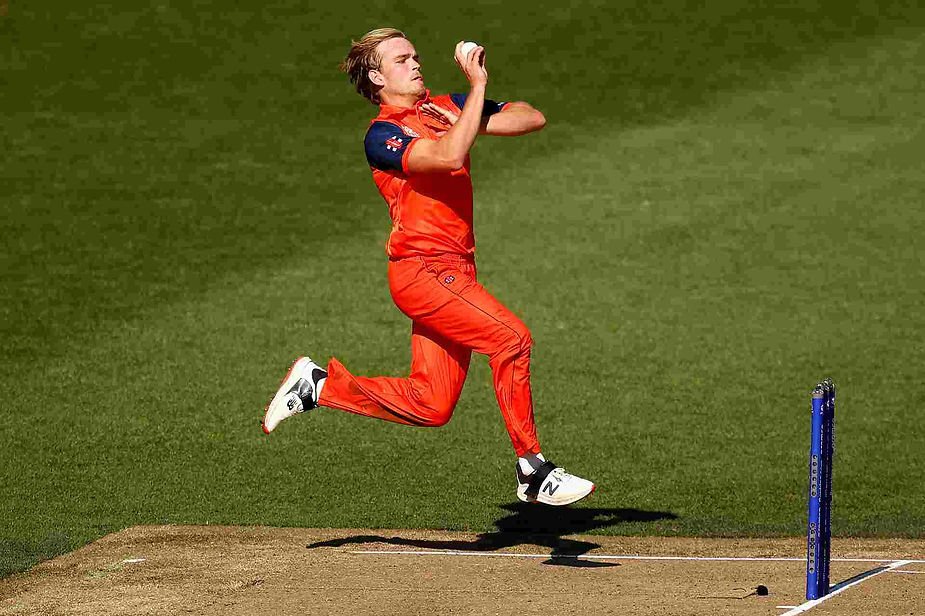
[1,526,923,615]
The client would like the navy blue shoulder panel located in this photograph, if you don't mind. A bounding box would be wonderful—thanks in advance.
[450,93,507,117]
[364,121,416,172]
[450,92,468,112]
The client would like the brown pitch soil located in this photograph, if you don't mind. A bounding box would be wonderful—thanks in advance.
[0,526,923,616]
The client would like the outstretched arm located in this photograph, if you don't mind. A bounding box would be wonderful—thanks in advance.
[421,100,546,137]
[482,102,546,136]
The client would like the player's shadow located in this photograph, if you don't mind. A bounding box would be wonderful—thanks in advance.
[307,502,677,568]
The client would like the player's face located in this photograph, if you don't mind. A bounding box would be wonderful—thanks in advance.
[374,37,426,99]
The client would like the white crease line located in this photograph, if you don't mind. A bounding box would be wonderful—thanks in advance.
[889,570,925,574]
[121,558,146,564]
[349,550,924,563]
[779,560,913,616]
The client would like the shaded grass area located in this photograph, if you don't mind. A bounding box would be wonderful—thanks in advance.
[2,1,925,577]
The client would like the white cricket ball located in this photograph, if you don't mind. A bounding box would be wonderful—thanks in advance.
[460,41,479,58]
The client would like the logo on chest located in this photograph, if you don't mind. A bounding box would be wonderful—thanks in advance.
[400,125,420,138]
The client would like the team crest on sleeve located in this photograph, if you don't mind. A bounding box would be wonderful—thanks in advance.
[385,136,404,151]
[400,125,420,137]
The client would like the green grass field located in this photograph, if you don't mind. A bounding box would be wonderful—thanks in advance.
[2,0,924,578]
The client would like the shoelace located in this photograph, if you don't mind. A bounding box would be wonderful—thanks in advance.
[519,466,572,486]
[549,468,572,482]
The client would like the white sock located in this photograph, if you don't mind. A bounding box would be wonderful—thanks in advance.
[518,452,546,476]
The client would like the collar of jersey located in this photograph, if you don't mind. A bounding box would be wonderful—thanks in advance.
[378,89,432,117]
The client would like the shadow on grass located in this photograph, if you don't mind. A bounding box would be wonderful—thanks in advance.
[308,502,677,567]
[0,533,74,579]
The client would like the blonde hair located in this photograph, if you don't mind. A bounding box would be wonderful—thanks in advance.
[340,28,407,104]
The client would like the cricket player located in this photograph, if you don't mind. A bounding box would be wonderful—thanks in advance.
[262,28,595,506]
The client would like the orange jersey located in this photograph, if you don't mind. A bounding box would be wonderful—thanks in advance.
[364,91,506,259]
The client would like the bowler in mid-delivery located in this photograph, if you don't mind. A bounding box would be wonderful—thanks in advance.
[262,28,595,506]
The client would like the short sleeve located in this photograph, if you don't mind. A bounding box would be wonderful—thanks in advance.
[449,93,508,117]
[364,121,419,172]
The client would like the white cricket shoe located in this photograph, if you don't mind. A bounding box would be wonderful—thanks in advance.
[516,461,595,506]
[262,356,327,434]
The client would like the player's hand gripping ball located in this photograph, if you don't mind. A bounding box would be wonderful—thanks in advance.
[460,41,479,59]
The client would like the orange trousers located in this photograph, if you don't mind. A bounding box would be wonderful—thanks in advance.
[318,254,540,456]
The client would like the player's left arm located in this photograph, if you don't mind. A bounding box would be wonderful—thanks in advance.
[480,101,546,136]
[422,97,546,137]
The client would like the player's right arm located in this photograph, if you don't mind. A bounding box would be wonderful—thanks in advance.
[404,42,488,173]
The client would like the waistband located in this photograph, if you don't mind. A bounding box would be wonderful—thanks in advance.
[389,253,476,265]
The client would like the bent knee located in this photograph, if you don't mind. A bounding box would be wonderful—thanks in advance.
[421,413,452,427]
[495,324,533,358]
[411,392,457,427]
[518,328,534,353]
[417,403,454,427]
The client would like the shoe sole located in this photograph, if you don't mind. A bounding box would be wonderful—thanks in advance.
[261,356,309,434]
